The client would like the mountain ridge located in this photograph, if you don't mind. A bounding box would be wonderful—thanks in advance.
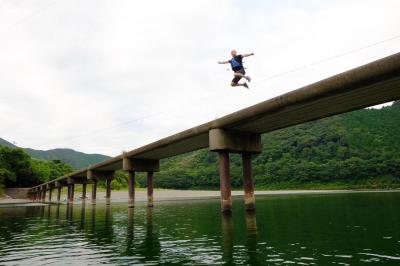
[0,138,110,169]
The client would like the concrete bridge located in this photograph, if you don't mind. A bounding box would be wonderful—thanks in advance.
[29,52,400,213]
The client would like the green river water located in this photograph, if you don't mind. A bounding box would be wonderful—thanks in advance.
[0,192,399,265]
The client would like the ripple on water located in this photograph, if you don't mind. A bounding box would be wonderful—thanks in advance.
[359,252,400,261]
[1,193,400,265]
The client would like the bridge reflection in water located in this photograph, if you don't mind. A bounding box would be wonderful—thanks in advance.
[27,202,261,265]
[221,212,259,265]
[2,193,400,264]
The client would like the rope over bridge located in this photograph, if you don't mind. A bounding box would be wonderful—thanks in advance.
[30,52,400,213]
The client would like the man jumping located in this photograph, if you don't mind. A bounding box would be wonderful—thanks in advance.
[218,50,254,89]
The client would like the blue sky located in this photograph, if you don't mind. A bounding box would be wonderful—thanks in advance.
[0,0,399,155]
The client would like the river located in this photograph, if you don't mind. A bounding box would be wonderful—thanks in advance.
[0,191,399,265]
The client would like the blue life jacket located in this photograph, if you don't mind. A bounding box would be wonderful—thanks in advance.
[230,58,242,69]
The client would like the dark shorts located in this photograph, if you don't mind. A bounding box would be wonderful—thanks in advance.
[232,68,245,84]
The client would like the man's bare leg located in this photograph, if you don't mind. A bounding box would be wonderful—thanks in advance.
[234,72,251,82]
[231,82,249,89]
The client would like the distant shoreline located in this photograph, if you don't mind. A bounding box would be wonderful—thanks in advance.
[1,189,400,205]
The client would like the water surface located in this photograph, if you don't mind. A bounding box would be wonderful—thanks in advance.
[1,192,399,265]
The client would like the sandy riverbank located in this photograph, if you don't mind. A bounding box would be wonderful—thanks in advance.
[0,198,33,204]
[1,189,400,205]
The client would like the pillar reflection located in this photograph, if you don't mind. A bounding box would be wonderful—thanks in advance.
[245,211,260,265]
[46,204,52,219]
[221,212,234,265]
[55,204,60,221]
[103,205,113,240]
[66,203,73,222]
[125,207,135,255]
[90,204,96,233]
[144,207,160,262]
[40,205,45,218]
[79,203,86,229]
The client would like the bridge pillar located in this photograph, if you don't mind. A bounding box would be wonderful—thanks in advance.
[67,185,71,202]
[209,129,261,213]
[82,183,87,203]
[91,180,97,205]
[106,179,112,205]
[42,189,46,203]
[48,188,52,202]
[68,184,75,203]
[122,155,160,208]
[57,187,61,203]
[219,151,232,213]
[147,171,154,207]
[127,171,135,208]
[242,153,255,211]
[87,170,115,205]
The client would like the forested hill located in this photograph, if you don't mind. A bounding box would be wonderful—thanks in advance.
[23,148,110,169]
[0,138,16,148]
[136,101,400,189]
[1,102,400,191]
[0,139,110,169]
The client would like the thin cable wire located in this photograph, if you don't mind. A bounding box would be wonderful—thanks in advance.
[28,34,400,148]
[2,0,58,31]
[4,0,398,148]
[32,90,221,146]
[255,34,400,82]
[33,111,166,146]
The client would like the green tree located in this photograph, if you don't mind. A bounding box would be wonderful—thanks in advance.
[0,147,73,189]
[0,147,39,187]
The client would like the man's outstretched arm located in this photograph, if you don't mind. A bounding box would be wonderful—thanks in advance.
[218,60,230,64]
[242,53,254,58]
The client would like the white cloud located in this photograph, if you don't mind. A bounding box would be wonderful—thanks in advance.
[0,0,399,155]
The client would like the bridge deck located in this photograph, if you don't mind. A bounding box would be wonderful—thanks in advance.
[32,52,400,189]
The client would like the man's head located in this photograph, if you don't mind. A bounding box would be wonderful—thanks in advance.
[231,50,237,57]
